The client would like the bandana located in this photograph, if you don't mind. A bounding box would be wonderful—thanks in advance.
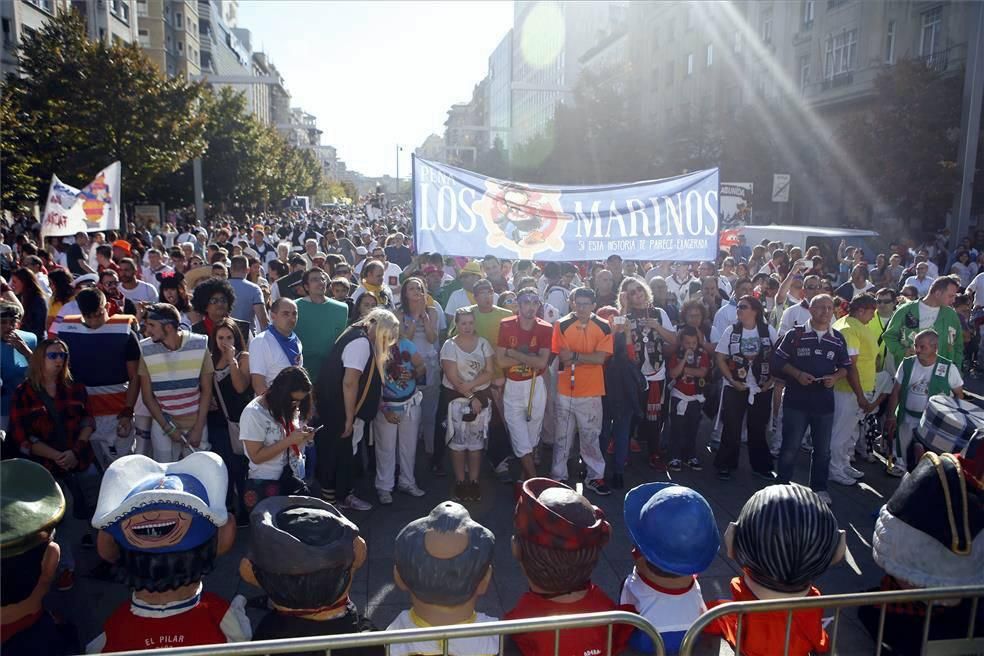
[514,478,610,550]
[361,280,387,305]
[270,325,302,366]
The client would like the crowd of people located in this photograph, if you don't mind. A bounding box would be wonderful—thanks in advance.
[1,205,982,655]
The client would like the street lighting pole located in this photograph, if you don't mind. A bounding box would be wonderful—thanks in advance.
[396,144,400,204]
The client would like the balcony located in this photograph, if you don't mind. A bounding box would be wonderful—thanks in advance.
[919,44,965,75]
[820,71,853,90]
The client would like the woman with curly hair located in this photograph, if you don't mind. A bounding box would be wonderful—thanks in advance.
[190,276,251,339]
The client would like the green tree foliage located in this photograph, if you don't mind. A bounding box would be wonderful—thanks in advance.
[841,58,962,226]
[2,11,207,207]
[0,84,41,208]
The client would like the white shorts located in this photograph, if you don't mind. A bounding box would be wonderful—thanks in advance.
[89,414,134,470]
[446,397,490,452]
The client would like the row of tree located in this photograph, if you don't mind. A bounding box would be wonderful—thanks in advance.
[472,57,976,230]
[1,12,326,215]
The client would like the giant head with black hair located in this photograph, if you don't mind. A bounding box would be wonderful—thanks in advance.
[190,276,236,319]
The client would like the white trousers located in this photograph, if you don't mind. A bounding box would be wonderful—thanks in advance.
[150,420,208,463]
[830,390,862,474]
[503,376,547,458]
[89,415,134,470]
[551,395,605,481]
[373,396,422,492]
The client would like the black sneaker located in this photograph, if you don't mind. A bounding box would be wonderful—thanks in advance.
[81,534,95,549]
[452,481,466,502]
[753,469,778,482]
[667,459,683,472]
[686,457,703,471]
[611,473,625,490]
[468,480,482,503]
[431,463,447,478]
[585,478,612,496]
[717,469,731,481]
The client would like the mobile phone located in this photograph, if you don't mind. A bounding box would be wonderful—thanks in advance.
[796,258,812,269]
[613,316,627,325]
[306,424,324,433]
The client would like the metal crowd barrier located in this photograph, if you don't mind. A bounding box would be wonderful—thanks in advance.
[96,610,665,656]
[677,585,984,656]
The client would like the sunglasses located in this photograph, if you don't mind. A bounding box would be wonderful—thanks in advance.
[45,352,68,361]
[878,299,896,305]
[804,285,820,290]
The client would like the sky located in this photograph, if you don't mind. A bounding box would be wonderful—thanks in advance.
[236,1,514,178]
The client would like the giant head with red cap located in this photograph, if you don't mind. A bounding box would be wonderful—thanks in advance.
[512,478,611,595]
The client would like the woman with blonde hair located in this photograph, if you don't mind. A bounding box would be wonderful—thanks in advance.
[313,307,399,511]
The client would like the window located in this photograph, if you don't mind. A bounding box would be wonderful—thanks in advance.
[176,12,182,29]
[824,28,857,80]
[706,43,713,67]
[99,28,105,42]
[178,40,183,52]
[803,0,815,27]
[138,28,150,47]
[665,60,674,86]
[2,18,10,47]
[761,9,773,44]
[28,0,54,14]
[885,20,896,63]
[920,7,942,57]
[799,55,810,92]
[137,0,147,17]
[687,53,694,75]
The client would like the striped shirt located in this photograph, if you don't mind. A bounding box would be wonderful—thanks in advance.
[138,332,212,418]
[57,315,140,416]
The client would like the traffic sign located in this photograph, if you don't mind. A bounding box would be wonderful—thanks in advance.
[772,174,790,203]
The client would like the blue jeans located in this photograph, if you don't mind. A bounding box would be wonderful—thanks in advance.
[778,405,833,492]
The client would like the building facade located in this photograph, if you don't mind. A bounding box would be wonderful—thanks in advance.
[2,0,138,77]
[509,0,622,147]
[136,0,200,79]
[486,29,513,151]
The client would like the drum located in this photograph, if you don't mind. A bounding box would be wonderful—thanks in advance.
[916,394,984,454]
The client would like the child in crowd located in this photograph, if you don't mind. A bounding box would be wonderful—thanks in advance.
[621,482,718,653]
[666,326,710,471]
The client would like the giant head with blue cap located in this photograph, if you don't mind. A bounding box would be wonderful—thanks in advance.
[625,482,719,576]
[92,452,233,593]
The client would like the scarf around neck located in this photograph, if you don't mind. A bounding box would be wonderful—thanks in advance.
[270,325,302,366]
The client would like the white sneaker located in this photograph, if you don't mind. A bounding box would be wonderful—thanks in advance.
[816,491,833,505]
[829,469,858,486]
[397,484,426,497]
[844,465,865,480]
[857,449,877,463]
[377,490,393,505]
[340,494,373,511]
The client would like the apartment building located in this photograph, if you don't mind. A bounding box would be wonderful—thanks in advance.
[136,0,200,78]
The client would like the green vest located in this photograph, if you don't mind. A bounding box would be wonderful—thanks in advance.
[896,355,953,421]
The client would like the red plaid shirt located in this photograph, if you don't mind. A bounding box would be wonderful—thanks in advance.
[9,380,95,474]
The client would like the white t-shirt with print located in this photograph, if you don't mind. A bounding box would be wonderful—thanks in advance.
[239,397,287,480]
[440,337,494,391]
[715,324,779,387]
[917,301,940,330]
[895,359,963,415]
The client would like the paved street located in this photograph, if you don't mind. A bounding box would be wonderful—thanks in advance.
[49,406,922,655]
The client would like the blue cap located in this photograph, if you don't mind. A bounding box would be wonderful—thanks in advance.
[624,482,719,575]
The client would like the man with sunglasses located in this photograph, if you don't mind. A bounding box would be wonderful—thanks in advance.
[98,270,137,317]
[57,289,141,468]
[779,275,823,335]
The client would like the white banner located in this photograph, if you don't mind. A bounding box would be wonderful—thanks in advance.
[40,162,122,239]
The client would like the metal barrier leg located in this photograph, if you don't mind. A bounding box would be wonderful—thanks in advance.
[874,603,887,656]
[970,597,980,639]
[830,607,841,654]
[734,612,744,655]
[554,628,561,656]
[783,609,793,656]
[606,624,613,656]
[921,603,934,653]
